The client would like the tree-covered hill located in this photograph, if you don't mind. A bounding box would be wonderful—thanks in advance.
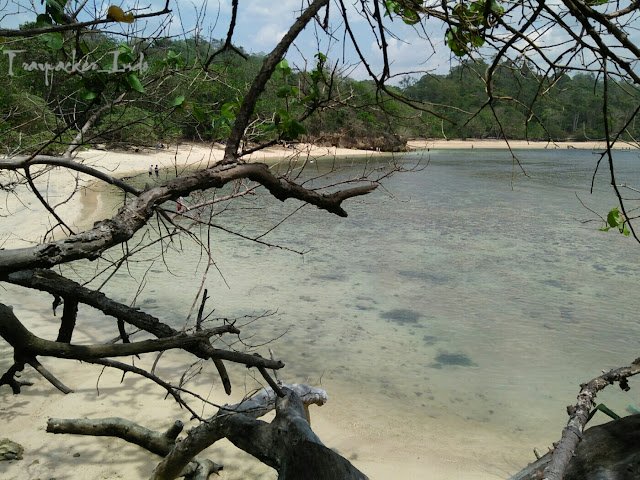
[2,32,639,156]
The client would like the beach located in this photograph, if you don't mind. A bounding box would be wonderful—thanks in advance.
[408,138,637,150]
[2,139,634,479]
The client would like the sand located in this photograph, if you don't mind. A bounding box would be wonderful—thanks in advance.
[0,138,592,479]
[408,138,637,150]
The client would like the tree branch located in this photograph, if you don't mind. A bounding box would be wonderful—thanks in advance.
[543,357,640,480]
[0,302,235,360]
[0,162,376,274]
[46,417,223,478]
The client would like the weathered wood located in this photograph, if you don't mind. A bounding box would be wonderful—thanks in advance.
[151,386,366,480]
[56,296,78,343]
[4,269,289,393]
[0,162,376,275]
[0,303,236,360]
[46,417,222,477]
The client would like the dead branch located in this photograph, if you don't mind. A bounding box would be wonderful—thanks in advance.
[0,302,235,360]
[542,357,640,480]
[3,269,283,394]
[46,417,223,479]
[0,162,376,274]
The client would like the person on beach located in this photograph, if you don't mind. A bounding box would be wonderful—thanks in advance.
[154,164,159,177]
[148,165,153,176]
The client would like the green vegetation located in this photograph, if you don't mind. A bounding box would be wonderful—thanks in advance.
[2,32,639,156]
[403,59,640,141]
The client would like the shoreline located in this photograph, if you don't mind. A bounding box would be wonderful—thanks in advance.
[77,141,386,177]
[408,138,637,150]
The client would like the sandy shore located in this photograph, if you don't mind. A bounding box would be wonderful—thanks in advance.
[408,138,637,150]
[78,141,385,176]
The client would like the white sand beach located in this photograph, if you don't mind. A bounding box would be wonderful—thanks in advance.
[408,138,637,150]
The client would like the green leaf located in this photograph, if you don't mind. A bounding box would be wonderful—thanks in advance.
[164,50,183,68]
[191,104,208,124]
[42,32,64,51]
[277,86,293,98]
[446,28,468,56]
[36,14,53,26]
[607,207,621,228]
[81,90,97,101]
[118,44,134,64]
[276,59,292,77]
[45,0,67,24]
[401,8,420,24]
[220,101,237,122]
[172,95,185,107]
[126,73,144,93]
[470,34,485,47]
[594,403,620,420]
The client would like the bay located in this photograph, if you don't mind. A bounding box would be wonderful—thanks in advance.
[56,148,640,477]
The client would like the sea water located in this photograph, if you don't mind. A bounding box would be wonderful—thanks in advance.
[9,148,640,478]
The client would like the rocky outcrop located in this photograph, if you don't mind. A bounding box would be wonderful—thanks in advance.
[304,132,407,152]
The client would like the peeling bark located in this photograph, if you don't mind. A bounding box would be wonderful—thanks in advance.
[151,386,366,480]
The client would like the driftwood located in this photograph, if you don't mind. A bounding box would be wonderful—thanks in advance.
[47,384,366,480]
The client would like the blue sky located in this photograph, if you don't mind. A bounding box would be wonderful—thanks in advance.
[2,0,458,81]
[146,0,458,80]
[8,0,636,82]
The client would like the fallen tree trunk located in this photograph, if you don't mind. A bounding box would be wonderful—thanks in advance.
[46,384,366,480]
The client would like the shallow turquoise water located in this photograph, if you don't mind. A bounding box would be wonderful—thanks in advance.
[44,149,640,476]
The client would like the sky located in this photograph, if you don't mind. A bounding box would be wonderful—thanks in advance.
[2,0,459,82]
[3,0,639,83]
[144,0,460,81]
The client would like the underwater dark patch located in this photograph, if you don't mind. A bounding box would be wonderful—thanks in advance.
[316,272,347,282]
[398,270,450,285]
[422,335,438,345]
[559,307,574,321]
[380,308,422,324]
[430,351,477,368]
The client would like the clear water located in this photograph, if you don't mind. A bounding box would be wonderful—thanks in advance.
[16,148,640,478]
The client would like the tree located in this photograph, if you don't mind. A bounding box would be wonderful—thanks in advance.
[2,0,640,479]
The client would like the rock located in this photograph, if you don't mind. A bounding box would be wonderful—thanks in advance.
[0,438,24,461]
[511,414,640,480]
[564,414,640,480]
[304,132,407,152]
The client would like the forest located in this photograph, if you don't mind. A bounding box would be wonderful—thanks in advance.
[3,31,640,157]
